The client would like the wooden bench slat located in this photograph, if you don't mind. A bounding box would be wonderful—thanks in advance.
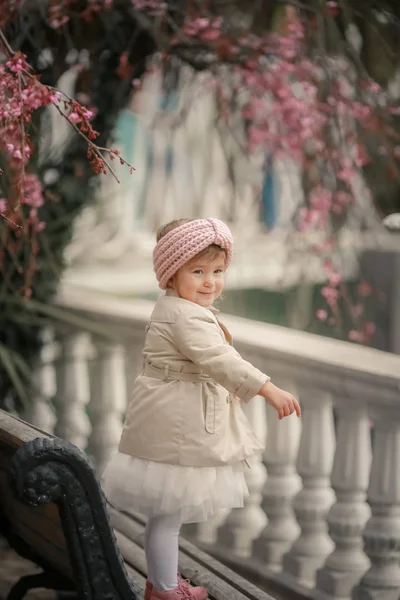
[0,412,53,448]
[114,530,148,576]
[110,508,276,600]
[123,562,147,596]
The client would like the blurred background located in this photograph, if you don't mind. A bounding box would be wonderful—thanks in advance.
[1,2,400,600]
[64,64,400,353]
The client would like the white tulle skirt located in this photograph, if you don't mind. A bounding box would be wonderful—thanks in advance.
[101,452,249,524]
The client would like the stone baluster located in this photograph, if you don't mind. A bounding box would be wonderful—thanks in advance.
[353,410,400,600]
[218,395,267,557]
[87,338,127,473]
[315,405,371,600]
[281,389,335,588]
[194,511,230,546]
[253,380,301,572]
[25,329,57,433]
[54,330,91,450]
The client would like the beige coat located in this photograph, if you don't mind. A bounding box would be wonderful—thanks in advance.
[119,291,269,467]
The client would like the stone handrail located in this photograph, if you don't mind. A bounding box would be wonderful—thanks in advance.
[28,286,400,600]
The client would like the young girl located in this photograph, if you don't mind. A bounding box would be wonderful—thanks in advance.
[102,218,301,600]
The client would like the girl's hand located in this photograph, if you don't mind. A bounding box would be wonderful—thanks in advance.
[259,381,301,420]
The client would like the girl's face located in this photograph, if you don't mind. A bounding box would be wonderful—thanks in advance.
[171,254,225,308]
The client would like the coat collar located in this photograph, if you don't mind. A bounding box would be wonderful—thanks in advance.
[165,289,220,315]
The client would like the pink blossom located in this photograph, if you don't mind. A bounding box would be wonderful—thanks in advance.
[338,168,356,182]
[22,174,45,208]
[364,322,376,336]
[49,16,69,29]
[357,282,372,297]
[276,86,290,99]
[298,208,323,231]
[6,55,26,73]
[335,191,353,205]
[328,272,341,286]
[355,144,370,166]
[310,187,332,211]
[68,112,81,124]
[316,309,328,321]
[365,81,381,94]
[353,304,364,318]
[288,22,304,39]
[36,221,46,232]
[321,286,339,306]
[82,107,94,120]
[183,17,223,41]
[315,240,334,252]
[0,199,6,213]
[201,28,222,42]
[351,102,372,121]
[50,91,62,103]
[349,330,364,342]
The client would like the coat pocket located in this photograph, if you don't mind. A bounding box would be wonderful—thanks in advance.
[202,384,216,434]
[203,383,227,435]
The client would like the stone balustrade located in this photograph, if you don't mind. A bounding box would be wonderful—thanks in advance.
[29,287,400,600]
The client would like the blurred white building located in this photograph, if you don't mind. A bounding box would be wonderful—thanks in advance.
[63,64,379,297]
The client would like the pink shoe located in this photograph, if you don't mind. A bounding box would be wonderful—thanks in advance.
[178,575,208,600]
[148,578,208,599]
[145,580,152,600]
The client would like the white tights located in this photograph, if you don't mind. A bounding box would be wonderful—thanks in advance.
[144,513,182,591]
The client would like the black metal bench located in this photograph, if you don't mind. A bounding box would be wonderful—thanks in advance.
[0,409,275,600]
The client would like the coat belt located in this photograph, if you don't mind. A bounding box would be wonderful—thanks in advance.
[143,362,213,383]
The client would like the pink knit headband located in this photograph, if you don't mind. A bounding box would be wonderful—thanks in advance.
[153,218,233,289]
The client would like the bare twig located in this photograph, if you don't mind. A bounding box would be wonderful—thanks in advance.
[0,214,22,228]
[0,28,15,57]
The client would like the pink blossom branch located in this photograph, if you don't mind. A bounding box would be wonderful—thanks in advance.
[50,101,121,182]
[47,86,136,181]
[0,19,137,296]
[0,27,14,57]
